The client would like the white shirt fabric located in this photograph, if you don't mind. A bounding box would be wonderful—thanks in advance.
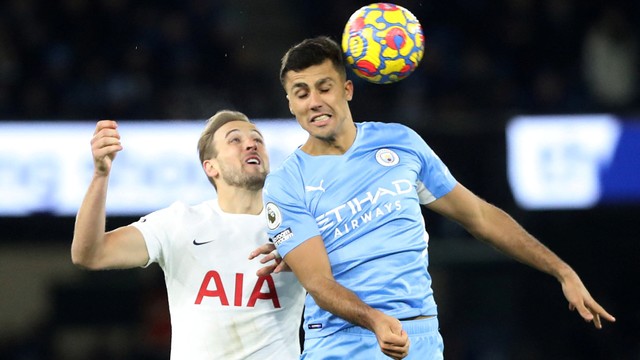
[132,199,305,359]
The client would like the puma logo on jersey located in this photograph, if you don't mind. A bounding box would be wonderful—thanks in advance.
[305,180,325,192]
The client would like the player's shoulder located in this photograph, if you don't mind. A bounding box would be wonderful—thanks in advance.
[267,149,303,181]
[360,121,417,135]
[265,153,305,198]
[359,120,410,130]
[161,199,217,219]
[137,200,215,227]
[358,121,421,145]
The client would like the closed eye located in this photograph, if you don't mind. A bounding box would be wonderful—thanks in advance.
[294,91,309,99]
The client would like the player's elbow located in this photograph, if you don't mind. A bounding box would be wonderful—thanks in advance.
[71,253,98,270]
[70,243,103,270]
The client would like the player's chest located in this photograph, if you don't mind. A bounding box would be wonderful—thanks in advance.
[303,148,419,216]
[180,218,266,259]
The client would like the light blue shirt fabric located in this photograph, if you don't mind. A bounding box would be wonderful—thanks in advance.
[264,121,457,339]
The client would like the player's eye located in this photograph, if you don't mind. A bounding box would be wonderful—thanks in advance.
[294,90,308,99]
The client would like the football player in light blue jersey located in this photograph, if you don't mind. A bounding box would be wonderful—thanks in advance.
[261,36,615,360]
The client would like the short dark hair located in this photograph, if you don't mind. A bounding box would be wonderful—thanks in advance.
[279,36,347,88]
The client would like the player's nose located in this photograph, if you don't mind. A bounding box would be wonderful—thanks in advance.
[308,90,323,110]
[244,138,258,151]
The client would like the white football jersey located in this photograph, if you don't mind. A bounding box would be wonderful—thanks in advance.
[132,200,305,359]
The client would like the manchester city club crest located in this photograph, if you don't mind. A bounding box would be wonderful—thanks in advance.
[375,148,399,166]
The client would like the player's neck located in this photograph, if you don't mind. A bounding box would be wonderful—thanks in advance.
[217,188,263,215]
[301,123,357,156]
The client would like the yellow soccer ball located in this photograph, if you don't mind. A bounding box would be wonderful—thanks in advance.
[342,3,425,84]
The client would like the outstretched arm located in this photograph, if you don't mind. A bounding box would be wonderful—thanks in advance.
[285,236,410,359]
[427,183,616,328]
[71,120,149,270]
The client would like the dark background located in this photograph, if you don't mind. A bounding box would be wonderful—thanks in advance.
[1,0,638,359]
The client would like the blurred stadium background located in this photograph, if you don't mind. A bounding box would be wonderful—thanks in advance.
[1,0,638,359]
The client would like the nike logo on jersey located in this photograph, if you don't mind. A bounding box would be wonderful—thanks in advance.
[193,239,216,246]
[305,180,325,192]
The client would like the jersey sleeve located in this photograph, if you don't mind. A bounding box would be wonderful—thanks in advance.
[130,202,183,268]
[263,170,320,259]
[406,126,457,204]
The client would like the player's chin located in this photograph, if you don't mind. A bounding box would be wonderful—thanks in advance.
[245,175,267,190]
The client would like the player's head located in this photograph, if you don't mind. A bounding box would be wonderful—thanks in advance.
[198,110,269,191]
[280,36,347,88]
[280,37,354,149]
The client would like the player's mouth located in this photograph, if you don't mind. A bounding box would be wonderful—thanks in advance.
[310,114,331,126]
[244,155,262,165]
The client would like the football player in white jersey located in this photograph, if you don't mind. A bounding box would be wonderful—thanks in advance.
[261,36,615,359]
[71,110,305,359]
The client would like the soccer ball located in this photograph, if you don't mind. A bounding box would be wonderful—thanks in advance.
[342,3,424,84]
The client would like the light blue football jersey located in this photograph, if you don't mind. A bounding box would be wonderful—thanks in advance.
[264,121,457,339]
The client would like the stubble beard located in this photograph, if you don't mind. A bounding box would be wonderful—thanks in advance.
[219,164,267,191]
[312,128,338,144]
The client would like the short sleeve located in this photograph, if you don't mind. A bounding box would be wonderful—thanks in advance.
[406,127,457,204]
[263,171,320,258]
[130,202,182,268]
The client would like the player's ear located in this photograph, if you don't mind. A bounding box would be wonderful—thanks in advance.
[345,80,354,101]
[203,159,219,179]
[286,94,295,114]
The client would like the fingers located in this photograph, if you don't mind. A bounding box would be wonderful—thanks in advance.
[571,298,616,329]
[258,250,281,264]
[250,243,286,276]
[593,313,602,329]
[561,275,615,329]
[248,249,279,265]
[248,243,276,259]
[94,119,118,135]
[381,330,410,359]
[92,121,122,154]
[573,301,595,323]
[586,301,616,329]
[255,263,277,277]
[92,134,122,157]
[91,120,122,175]
[273,260,290,273]
[378,319,410,359]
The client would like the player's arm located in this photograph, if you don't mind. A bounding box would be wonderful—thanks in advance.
[284,235,409,359]
[426,183,616,328]
[71,120,149,270]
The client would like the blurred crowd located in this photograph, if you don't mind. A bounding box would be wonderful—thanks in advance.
[0,0,639,128]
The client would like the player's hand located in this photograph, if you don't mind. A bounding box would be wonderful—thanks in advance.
[560,271,616,329]
[91,120,122,176]
[372,314,410,359]
[248,243,290,276]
